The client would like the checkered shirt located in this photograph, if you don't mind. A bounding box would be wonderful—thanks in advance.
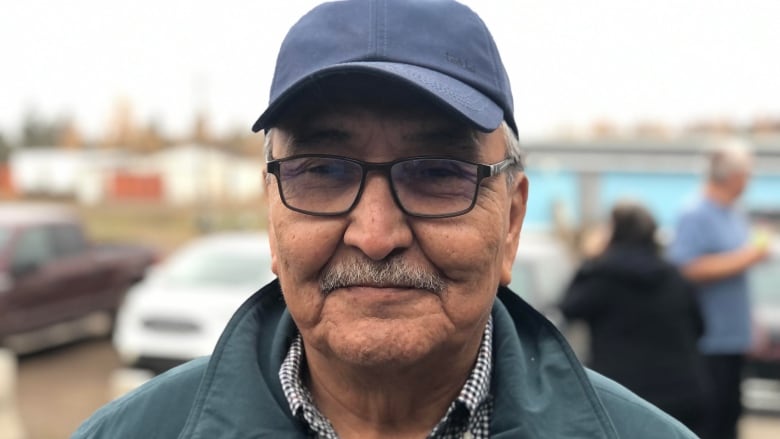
[279,316,493,438]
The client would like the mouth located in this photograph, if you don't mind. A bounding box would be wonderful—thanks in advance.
[324,285,436,308]
[321,282,433,295]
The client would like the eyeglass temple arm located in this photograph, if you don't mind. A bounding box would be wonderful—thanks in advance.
[488,157,522,176]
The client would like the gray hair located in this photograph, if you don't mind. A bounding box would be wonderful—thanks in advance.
[263,130,275,162]
[707,137,753,183]
[501,121,525,186]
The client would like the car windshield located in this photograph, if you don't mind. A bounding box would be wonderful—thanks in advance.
[510,257,572,308]
[509,235,575,310]
[158,244,272,288]
[536,260,572,304]
[0,227,9,252]
[751,258,780,306]
[509,263,534,302]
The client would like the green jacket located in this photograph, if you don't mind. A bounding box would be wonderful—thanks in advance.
[73,281,696,438]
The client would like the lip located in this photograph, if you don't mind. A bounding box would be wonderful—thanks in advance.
[329,285,429,300]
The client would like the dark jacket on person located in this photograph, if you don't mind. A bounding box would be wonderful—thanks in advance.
[73,280,696,438]
[560,245,708,417]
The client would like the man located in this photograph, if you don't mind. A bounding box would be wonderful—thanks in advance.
[669,139,769,439]
[74,1,695,437]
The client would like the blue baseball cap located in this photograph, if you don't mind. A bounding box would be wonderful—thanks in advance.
[252,0,516,134]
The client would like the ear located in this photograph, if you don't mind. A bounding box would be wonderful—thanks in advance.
[500,174,528,286]
[268,216,280,276]
[263,171,280,276]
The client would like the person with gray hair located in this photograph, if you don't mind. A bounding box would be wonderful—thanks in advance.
[669,138,770,439]
[74,1,696,437]
[707,139,754,190]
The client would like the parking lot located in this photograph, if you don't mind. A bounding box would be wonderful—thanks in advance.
[7,339,780,439]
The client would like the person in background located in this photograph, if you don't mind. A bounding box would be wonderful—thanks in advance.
[73,1,697,437]
[668,138,770,439]
[560,200,709,436]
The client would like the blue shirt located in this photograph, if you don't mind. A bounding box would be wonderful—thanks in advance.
[668,197,752,354]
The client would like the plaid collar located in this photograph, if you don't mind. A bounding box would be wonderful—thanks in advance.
[279,316,494,438]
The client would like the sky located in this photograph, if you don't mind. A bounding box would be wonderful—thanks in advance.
[1,0,779,142]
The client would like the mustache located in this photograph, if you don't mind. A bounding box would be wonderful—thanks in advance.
[319,256,447,294]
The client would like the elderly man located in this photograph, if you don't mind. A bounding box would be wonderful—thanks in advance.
[74,1,695,437]
[669,139,769,439]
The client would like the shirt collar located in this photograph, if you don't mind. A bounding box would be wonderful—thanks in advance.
[279,316,494,436]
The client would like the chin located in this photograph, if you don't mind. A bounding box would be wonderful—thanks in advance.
[325,320,447,367]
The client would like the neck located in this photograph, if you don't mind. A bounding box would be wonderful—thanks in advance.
[302,334,483,439]
[705,182,735,207]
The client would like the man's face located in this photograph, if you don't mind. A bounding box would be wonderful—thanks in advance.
[264,89,527,368]
[729,170,750,199]
[717,165,751,202]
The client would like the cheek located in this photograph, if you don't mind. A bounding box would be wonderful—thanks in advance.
[268,203,343,283]
[269,206,346,330]
[418,219,505,286]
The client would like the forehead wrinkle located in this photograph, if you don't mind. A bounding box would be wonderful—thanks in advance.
[285,128,351,155]
[401,127,482,160]
[278,106,487,160]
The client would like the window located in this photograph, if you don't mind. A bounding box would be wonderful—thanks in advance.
[12,227,54,269]
[0,227,10,252]
[49,224,86,257]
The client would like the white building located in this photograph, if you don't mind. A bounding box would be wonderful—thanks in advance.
[10,148,128,201]
[131,144,264,205]
[8,145,264,205]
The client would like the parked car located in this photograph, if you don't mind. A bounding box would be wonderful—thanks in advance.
[113,231,275,373]
[0,202,157,353]
[509,231,577,316]
[747,239,780,377]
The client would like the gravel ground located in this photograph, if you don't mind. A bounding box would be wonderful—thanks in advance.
[9,339,780,439]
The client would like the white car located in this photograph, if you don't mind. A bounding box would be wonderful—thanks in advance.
[509,231,586,360]
[743,238,780,411]
[509,231,576,314]
[113,231,275,373]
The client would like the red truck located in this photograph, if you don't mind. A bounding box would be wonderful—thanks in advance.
[0,203,157,353]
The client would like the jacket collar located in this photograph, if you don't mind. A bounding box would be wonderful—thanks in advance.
[179,281,618,438]
[490,288,618,438]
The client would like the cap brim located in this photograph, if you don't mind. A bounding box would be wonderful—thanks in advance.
[252,61,504,133]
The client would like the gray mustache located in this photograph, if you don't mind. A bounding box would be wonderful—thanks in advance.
[319,256,446,294]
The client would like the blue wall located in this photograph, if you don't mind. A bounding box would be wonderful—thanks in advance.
[524,169,780,230]
[524,169,580,228]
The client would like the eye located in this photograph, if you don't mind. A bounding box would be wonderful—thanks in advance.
[419,164,464,178]
[284,157,356,178]
[398,159,476,182]
[304,161,345,175]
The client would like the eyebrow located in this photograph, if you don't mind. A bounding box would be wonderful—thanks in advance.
[284,129,351,155]
[283,125,482,160]
[401,127,482,161]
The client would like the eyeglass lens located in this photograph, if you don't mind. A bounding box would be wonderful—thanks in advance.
[276,156,480,216]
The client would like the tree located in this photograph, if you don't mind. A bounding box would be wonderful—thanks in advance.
[190,111,211,145]
[218,125,265,157]
[0,131,10,162]
[21,110,60,147]
[102,97,139,149]
[56,117,85,149]
[137,119,168,153]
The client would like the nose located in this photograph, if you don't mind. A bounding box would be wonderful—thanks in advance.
[343,173,413,260]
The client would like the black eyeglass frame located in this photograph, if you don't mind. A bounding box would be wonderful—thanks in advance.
[266,154,522,218]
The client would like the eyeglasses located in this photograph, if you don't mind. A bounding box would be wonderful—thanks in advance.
[266,154,520,218]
